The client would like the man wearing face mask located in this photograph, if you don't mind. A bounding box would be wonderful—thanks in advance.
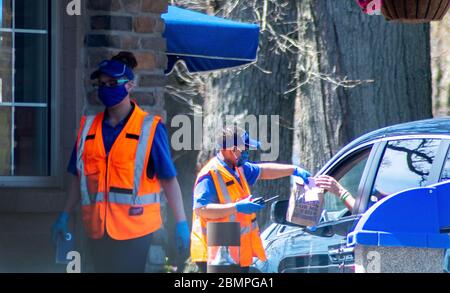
[51,52,190,273]
[190,126,311,272]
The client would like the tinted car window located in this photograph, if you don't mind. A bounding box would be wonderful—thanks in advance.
[323,148,371,219]
[370,139,440,207]
[439,146,450,182]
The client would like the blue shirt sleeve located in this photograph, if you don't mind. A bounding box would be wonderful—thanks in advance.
[242,162,261,186]
[147,122,178,180]
[193,175,219,209]
[67,143,78,176]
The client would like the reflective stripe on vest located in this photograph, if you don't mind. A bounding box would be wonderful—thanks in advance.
[241,221,259,235]
[77,115,96,206]
[108,192,160,205]
[212,168,237,222]
[77,114,160,206]
[191,157,266,265]
[211,167,259,235]
[130,114,160,205]
[91,192,105,203]
[133,115,153,195]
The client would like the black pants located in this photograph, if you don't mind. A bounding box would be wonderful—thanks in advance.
[88,232,153,273]
[196,262,249,273]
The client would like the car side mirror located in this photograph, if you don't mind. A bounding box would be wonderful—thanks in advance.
[270,200,306,228]
[306,215,361,237]
[331,215,360,236]
[270,200,359,237]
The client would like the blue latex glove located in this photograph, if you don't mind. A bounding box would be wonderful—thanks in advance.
[175,221,190,254]
[51,212,69,243]
[235,195,265,214]
[293,167,311,184]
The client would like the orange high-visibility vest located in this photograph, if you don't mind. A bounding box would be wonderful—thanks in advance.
[190,157,267,267]
[76,102,162,240]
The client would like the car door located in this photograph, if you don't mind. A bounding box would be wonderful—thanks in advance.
[430,139,450,272]
[279,142,379,273]
[359,137,443,212]
[353,137,447,269]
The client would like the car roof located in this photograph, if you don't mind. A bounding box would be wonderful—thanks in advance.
[336,117,450,157]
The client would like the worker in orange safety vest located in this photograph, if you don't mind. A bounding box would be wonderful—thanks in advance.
[191,126,312,272]
[51,52,189,273]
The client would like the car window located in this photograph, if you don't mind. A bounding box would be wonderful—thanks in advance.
[369,139,441,208]
[323,147,371,220]
[439,146,450,182]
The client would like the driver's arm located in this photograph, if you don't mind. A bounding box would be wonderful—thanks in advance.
[338,190,355,211]
[314,175,355,211]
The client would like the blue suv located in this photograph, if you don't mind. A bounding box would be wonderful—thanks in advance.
[253,118,450,273]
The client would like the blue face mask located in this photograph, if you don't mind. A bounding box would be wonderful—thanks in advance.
[98,85,128,108]
[237,150,249,167]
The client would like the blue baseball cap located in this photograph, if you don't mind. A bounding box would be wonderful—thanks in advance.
[90,60,135,80]
[242,131,261,149]
[217,130,261,150]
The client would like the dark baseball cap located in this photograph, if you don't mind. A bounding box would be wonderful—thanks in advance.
[90,60,135,80]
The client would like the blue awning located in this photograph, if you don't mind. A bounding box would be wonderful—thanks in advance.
[162,6,260,74]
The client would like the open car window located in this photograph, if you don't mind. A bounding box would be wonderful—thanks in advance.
[322,147,372,221]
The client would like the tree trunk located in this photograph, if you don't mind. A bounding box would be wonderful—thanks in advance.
[196,0,432,229]
[294,1,432,173]
[198,0,299,228]
[431,13,450,116]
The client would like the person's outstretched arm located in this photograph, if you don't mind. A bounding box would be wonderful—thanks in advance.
[258,163,297,180]
[315,175,355,211]
[258,163,311,183]
[195,195,264,220]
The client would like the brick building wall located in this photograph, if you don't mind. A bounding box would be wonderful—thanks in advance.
[84,0,168,118]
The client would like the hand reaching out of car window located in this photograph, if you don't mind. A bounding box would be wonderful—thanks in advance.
[315,175,345,195]
[315,175,355,210]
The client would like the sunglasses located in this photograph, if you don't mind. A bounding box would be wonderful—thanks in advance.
[92,78,130,88]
